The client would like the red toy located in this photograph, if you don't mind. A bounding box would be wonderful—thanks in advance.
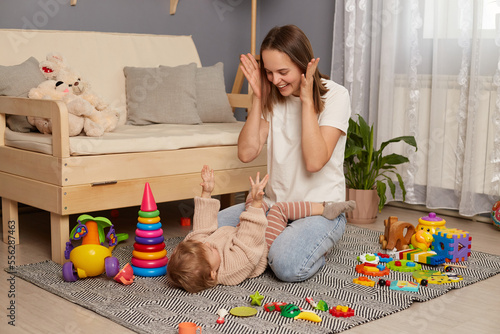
[114,263,135,285]
[329,305,355,318]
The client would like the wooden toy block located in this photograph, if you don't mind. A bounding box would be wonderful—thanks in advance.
[379,216,415,251]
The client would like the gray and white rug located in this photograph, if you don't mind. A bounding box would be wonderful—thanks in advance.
[8,224,500,334]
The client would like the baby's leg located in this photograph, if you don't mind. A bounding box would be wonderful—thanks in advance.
[266,202,312,248]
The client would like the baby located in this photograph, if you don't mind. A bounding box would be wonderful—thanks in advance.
[167,165,269,293]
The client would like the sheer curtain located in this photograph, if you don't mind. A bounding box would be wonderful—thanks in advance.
[332,0,499,216]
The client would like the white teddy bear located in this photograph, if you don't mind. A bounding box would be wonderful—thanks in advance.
[39,53,119,137]
[28,80,94,136]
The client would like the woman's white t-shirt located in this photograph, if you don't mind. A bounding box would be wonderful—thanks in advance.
[264,79,351,206]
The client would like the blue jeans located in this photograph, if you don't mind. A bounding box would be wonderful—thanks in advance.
[217,203,346,282]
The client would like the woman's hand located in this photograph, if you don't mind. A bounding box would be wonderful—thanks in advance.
[300,58,320,106]
[240,53,262,99]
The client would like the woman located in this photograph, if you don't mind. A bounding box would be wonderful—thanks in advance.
[218,25,352,282]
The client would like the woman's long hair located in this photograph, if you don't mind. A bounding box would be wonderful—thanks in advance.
[259,25,329,118]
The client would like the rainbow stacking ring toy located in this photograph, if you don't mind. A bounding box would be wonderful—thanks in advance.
[130,182,168,277]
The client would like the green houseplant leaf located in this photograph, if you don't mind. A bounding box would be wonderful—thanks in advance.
[344,115,417,212]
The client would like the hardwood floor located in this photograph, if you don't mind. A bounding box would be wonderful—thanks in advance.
[1,200,499,333]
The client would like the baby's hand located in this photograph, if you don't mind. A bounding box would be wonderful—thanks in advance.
[200,165,215,197]
[249,172,269,208]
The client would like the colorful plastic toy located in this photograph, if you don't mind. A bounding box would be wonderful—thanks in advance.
[329,305,355,318]
[305,297,317,308]
[353,276,375,287]
[305,297,328,311]
[410,229,434,251]
[432,228,471,263]
[249,291,265,306]
[131,183,168,277]
[263,302,288,312]
[387,260,421,272]
[355,262,390,276]
[389,280,419,292]
[114,263,135,285]
[397,249,446,266]
[357,253,379,264]
[492,201,500,229]
[216,308,228,324]
[63,214,128,282]
[230,307,258,317]
[379,216,415,251]
[294,310,322,322]
[378,278,391,287]
[416,212,446,234]
[412,270,464,285]
[280,304,301,318]
[181,217,191,226]
[376,253,393,263]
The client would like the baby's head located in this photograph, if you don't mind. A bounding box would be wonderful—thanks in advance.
[167,240,220,293]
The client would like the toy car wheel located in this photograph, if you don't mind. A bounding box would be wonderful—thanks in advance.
[378,279,386,287]
[62,262,78,282]
[445,266,453,272]
[105,256,120,277]
[421,279,428,286]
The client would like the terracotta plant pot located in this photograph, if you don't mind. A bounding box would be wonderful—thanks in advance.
[346,188,379,224]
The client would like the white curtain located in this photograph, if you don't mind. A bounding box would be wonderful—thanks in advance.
[332,0,500,216]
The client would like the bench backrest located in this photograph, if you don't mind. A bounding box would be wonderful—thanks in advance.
[0,29,202,120]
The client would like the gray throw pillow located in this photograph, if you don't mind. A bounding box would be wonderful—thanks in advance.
[0,57,45,132]
[195,62,236,123]
[124,63,202,125]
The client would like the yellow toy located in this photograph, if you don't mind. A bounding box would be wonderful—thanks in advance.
[410,229,434,251]
[416,212,446,234]
[294,310,322,322]
[62,214,128,281]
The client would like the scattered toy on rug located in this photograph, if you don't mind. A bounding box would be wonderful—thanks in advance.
[249,291,265,306]
[379,216,415,251]
[353,276,375,287]
[389,280,420,292]
[114,263,135,285]
[329,305,355,318]
[229,307,258,317]
[178,321,202,333]
[216,309,228,324]
[131,182,168,277]
[63,214,128,282]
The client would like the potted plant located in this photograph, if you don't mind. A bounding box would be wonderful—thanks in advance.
[344,115,417,223]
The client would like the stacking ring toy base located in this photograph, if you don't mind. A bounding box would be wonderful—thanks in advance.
[133,242,165,253]
[131,265,167,277]
[131,256,168,268]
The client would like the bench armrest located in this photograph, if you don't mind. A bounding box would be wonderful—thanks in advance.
[0,96,70,157]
